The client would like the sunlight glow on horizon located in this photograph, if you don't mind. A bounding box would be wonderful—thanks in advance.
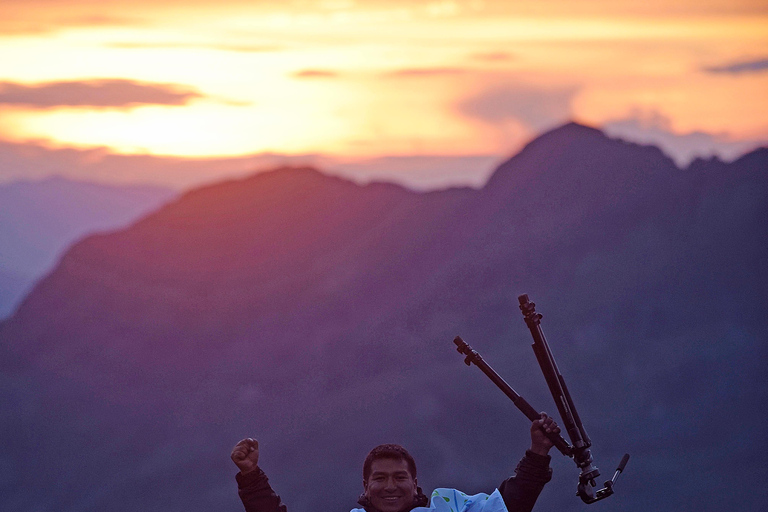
[0,1,766,167]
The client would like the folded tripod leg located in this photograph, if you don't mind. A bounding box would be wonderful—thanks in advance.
[453,336,573,457]
[518,294,629,503]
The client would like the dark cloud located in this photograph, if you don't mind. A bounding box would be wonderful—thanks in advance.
[292,69,340,79]
[0,79,203,109]
[457,83,578,131]
[385,67,467,78]
[703,58,768,75]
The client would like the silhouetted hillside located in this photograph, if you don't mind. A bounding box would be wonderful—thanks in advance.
[1,123,765,512]
[0,176,176,318]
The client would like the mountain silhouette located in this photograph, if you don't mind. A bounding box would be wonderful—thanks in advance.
[0,122,765,512]
[0,176,176,318]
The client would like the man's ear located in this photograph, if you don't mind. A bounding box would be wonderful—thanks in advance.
[362,480,368,494]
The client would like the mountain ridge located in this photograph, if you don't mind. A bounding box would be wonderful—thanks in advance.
[0,176,177,318]
[0,122,766,512]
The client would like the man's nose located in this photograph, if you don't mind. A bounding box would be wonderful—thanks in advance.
[384,477,398,491]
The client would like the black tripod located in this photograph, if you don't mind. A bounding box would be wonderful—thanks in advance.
[453,294,629,503]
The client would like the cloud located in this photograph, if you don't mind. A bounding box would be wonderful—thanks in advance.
[457,83,578,131]
[384,67,467,78]
[2,0,767,33]
[60,14,143,27]
[105,42,283,53]
[326,154,503,190]
[602,111,767,167]
[0,80,203,109]
[0,8,147,35]
[703,58,768,75]
[0,138,333,189]
[292,69,340,79]
[0,137,504,192]
[469,52,515,62]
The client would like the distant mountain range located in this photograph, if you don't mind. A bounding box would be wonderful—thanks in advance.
[0,123,765,512]
[0,177,176,317]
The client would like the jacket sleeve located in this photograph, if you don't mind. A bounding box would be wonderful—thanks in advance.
[236,468,288,512]
[497,450,553,512]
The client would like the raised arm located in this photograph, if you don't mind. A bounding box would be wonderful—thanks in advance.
[231,438,288,512]
[498,413,559,512]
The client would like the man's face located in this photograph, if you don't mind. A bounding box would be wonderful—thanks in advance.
[363,458,418,512]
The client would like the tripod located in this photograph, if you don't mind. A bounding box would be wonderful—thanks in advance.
[453,294,629,503]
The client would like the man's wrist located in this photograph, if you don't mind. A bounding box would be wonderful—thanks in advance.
[239,465,259,475]
[524,449,552,467]
[235,466,264,488]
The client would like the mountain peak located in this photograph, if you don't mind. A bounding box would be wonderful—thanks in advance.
[520,121,610,155]
[542,120,604,138]
[484,122,622,189]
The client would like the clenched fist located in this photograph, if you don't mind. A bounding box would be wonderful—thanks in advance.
[530,413,561,456]
[231,438,260,475]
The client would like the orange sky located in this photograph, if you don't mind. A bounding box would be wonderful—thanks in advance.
[0,0,766,186]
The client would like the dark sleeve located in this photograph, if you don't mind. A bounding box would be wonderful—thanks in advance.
[236,468,288,512]
[498,450,553,512]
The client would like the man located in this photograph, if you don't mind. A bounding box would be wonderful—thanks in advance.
[231,413,559,512]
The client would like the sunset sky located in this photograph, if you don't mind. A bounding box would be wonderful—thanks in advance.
[1,0,766,188]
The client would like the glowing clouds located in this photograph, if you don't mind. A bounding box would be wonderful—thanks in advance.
[703,57,768,75]
[0,1,766,165]
[0,79,203,108]
[291,70,341,79]
[457,83,579,132]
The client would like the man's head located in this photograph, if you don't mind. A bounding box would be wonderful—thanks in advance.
[362,444,418,512]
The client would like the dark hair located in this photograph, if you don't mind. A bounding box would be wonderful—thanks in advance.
[362,444,417,482]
